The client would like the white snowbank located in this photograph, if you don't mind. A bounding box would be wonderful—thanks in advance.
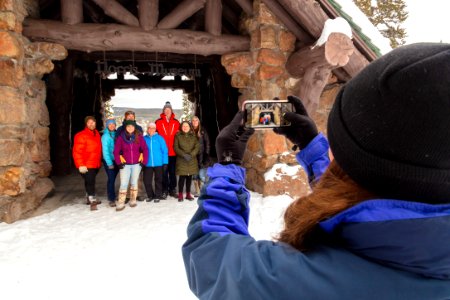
[0,192,293,300]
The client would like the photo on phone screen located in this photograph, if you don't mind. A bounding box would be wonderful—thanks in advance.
[243,100,293,129]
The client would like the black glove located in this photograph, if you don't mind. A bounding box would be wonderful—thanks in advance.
[163,164,168,173]
[216,111,255,165]
[273,95,318,150]
[183,154,192,161]
[140,162,145,168]
[119,163,125,169]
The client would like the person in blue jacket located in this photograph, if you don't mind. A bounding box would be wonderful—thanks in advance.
[101,118,119,207]
[182,43,450,300]
[143,122,168,203]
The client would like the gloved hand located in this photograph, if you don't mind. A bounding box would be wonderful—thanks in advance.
[163,164,168,173]
[216,111,255,165]
[183,154,192,161]
[138,153,144,163]
[139,162,145,168]
[273,95,318,150]
[119,164,125,169]
[79,166,88,174]
[120,155,126,164]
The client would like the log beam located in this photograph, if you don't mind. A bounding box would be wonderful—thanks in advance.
[277,0,369,77]
[23,19,250,56]
[261,0,313,42]
[91,0,139,27]
[288,33,354,114]
[205,0,222,36]
[61,0,83,25]
[104,79,194,92]
[138,0,159,31]
[234,0,253,16]
[157,0,206,30]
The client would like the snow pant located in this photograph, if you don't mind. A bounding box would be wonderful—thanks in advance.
[103,161,119,202]
[81,168,99,197]
[143,166,163,198]
[162,156,177,192]
[178,175,192,194]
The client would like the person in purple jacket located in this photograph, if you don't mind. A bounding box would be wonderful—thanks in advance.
[113,120,148,211]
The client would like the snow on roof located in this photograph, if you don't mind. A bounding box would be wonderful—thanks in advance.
[332,0,392,55]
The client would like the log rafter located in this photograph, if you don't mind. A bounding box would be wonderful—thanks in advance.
[157,0,206,30]
[205,0,222,36]
[61,0,83,25]
[138,0,159,31]
[91,0,139,27]
[23,19,250,56]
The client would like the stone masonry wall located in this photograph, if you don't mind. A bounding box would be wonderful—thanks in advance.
[0,0,67,223]
[221,0,342,199]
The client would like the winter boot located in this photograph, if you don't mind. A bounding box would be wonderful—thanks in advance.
[185,193,195,201]
[129,187,138,207]
[193,180,200,197]
[178,192,184,202]
[116,190,127,212]
[88,196,98,211]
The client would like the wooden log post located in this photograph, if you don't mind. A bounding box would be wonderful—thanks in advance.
[138,0,159,31]
[205,0,222,36]
[287,32,354,114]
[157,0,206,29]
[23,19,250,56]
[61,0,83,25]
[91,0,139,27]
[46,58,75,175]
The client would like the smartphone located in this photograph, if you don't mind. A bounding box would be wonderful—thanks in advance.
[242,100,293,129]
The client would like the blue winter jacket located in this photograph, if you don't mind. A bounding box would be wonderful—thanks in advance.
[182,133,450,300]
[101,129,116,166]
[144,133,168,167]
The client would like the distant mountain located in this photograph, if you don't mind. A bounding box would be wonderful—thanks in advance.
[113,107,183,130]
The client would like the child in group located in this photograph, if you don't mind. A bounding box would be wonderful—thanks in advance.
[113,120,148,211]
[143,122,168,203]
[174,121,199,202]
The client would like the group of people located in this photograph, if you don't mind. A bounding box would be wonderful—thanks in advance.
[72,101,211,211]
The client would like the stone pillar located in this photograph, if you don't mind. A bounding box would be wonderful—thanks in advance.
[0,0,67,223]
[221,0,310,198]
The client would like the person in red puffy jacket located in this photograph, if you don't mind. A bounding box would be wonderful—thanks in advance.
[72,116,102,211]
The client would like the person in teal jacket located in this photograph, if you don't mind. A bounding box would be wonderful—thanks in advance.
[182,43,450,299]
[101,118,119,207]
[143,122,168,203]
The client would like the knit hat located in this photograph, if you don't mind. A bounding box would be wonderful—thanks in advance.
[163,101,173,113]
[147,122,156,128]
[105,118,116,127]
[327,43,450,204]
[123,120,137,127]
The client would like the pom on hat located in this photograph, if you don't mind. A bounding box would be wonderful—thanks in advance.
[163,101,173,112]
[148,122,156,128]
[327,43,450,204]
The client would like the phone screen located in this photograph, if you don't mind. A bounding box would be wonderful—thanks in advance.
[243,100,293,129]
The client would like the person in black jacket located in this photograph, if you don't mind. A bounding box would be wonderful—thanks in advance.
[190,116,211,197]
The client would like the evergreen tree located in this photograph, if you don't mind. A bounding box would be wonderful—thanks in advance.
[104,100,115,119]
[181,94,193,122]
[353,0,408,48]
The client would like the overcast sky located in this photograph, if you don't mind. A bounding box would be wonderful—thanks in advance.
[111,1,449,109]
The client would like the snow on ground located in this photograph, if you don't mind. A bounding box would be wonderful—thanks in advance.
[0,183,293,300]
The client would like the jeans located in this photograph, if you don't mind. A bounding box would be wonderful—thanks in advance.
[119,164,142,190]
[81,168,99,196]
[103,161,119,201]
[163,156,177,192]
[143,166,163,198]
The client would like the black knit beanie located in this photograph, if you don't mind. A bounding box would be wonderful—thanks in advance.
[327,43,450,204]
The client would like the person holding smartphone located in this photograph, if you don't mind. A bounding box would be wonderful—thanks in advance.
[182,43,450,299]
